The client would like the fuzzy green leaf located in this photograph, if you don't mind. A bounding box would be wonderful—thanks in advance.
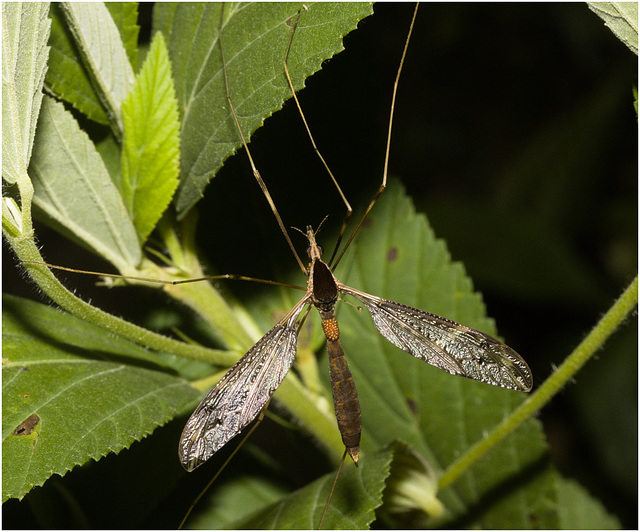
[153,2,374,218]
[2,295,200,502]
[29,96,141,271]
[120,32,180,245]
[2,2,51,184]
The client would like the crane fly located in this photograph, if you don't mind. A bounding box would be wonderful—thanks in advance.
[178,223,532,471]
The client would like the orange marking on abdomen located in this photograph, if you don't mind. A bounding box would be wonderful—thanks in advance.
[321,317,340,341]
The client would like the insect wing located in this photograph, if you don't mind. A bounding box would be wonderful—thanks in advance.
[338,285,532,392]
[179,295,310,471]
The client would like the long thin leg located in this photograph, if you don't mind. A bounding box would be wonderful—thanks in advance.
[22,260,306,291]
[217,6,306,274]
[282,9,353,267]
[332,4,419,270]
[317,448,348,530]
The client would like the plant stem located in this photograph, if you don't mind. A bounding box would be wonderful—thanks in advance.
[7,231,239,366]
[439,276,638,490]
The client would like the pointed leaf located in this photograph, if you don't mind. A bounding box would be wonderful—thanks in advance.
[121,32,180,245]
[60,2,135,136]
[29,96,141,270]
[2,2,50,184]
[153,2,374,218]
[2,295,200,502]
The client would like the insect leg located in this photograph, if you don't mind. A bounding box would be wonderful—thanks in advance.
[332,4,420,269]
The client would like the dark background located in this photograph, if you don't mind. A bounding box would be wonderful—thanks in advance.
[4,3,637,528]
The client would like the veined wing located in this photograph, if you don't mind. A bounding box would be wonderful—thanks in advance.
[178,293,311,471]
[338,284,532,392]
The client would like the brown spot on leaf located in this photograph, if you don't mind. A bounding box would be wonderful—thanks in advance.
[387,246,398,262]
[13,413,40,436]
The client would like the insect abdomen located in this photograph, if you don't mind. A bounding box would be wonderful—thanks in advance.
[327,336,361,465]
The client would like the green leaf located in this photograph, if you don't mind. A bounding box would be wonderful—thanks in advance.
[153,2,374,218]
[120,32,180,245]
[588,2,638,55]
[59,2,135,137]
[556,476,621,528]
[105,3,140,70]
[2,294,200,502]
[186,475,288,529]
[46,3,141,127]
[188,444,393,529]
[46,5,109,126]
[247,445,392,529]
[29,95,141,271]
[2,2,51,184]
